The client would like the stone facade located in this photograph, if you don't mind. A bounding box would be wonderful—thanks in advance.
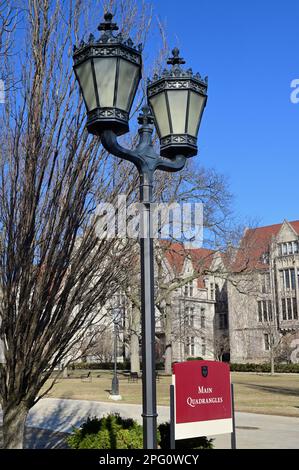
[84,220,299,367]
[97,243,230,365]
[146,244,229,363]
[228,220,299,363]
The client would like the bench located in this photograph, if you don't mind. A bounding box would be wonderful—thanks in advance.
[128,372,139,383]
[81,371,92,382]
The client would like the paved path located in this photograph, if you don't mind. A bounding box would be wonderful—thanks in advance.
[1,398,299,448]
[214,412,299,449]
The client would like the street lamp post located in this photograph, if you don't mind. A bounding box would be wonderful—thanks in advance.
[73,12,208,449]
[111,309,120,398]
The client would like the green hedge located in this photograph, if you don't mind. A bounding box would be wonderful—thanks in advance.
[186,357,204,361]
[67,415,213,450]
[67,414,145,449]
[72,362,131,371]
[72,361,165,371]
[230,362,299,373]
[158,422,213,449]
[73,361,299,373]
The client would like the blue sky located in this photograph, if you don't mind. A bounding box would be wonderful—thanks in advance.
[149,0,299,227]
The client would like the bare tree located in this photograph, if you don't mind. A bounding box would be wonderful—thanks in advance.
[214,332,230,361]
[82,325,115,363]
[0,0,17,93]
[117,161,234,374]
[0,0,159,449]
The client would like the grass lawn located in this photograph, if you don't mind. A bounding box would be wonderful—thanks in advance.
[42,370,171,406]
[42,370,299,418]
[231,372,299,417]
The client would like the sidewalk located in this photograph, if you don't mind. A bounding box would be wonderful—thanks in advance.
[1,398,299,448]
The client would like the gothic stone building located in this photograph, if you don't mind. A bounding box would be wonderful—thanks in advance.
[154,243,230,363]
[228,220,299,363]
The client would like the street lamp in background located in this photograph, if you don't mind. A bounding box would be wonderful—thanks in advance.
[73,12,208,449]
[110,305,121,400]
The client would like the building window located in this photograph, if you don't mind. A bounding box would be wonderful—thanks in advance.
[286,270,290,289]
[279,241,298,256]
[261,273,271,294]
[293,298,298,320]
[187,337,195,356]
[258,301,263,322]
[261,252,269,264]
[280,269,296,291]
[291,269,296,289]
[287,298,292,320]
[184,281,193,297]
[219,313,228,329]
[263,300,267,322]
[264,334,270,351]
[210,283,215,300]
[282,298,287,320]
[200,308,205,328]
[268,301,273,321]
[191,338,195,356]
[201,337,206,356]
[258,300,273,322]
[279,270,284,288]
[185,307,194,327]
[281,297,298,321]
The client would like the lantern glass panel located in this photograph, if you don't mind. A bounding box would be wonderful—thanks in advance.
[149,92,170,137]
[188,91,206,137]
[75,60,97,111]
[116,59,140,112]
[94,57,117,108]
[167,90,188,134]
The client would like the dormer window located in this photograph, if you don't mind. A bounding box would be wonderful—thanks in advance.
[260,252,269,264]
[184,280,193,297]
[279,241,298,256]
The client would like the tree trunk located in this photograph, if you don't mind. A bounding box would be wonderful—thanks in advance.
[270,351,275,375]
[63,366,68,378]
[164,302,172,375]
[2,401,29,449]
[130,306,140,374]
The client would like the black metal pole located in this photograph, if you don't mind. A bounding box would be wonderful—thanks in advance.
[140,170,157,449]
[170,384,175,449]
[111,315,119,395]
[231,383,236,449]
[99,114,186,449]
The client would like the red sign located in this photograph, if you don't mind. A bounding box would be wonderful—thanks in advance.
[173,360,232,439]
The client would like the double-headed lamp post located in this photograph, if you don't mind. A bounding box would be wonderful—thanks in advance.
[73,12,208,449]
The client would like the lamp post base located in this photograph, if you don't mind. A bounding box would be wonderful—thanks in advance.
[109,394,122,401]
[112,373,119,392]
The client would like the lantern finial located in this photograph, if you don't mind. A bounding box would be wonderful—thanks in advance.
[98,11,119,34]
[167,48,186,68]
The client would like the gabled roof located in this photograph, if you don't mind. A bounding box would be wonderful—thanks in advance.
[159,240,214,288]
[233,220,299,272]
[159,240,186,275]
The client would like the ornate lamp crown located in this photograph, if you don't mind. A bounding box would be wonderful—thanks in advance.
[147,48,208,86]
[147,47,208,158]
[73,12,142,53]
[73,12,142,137]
